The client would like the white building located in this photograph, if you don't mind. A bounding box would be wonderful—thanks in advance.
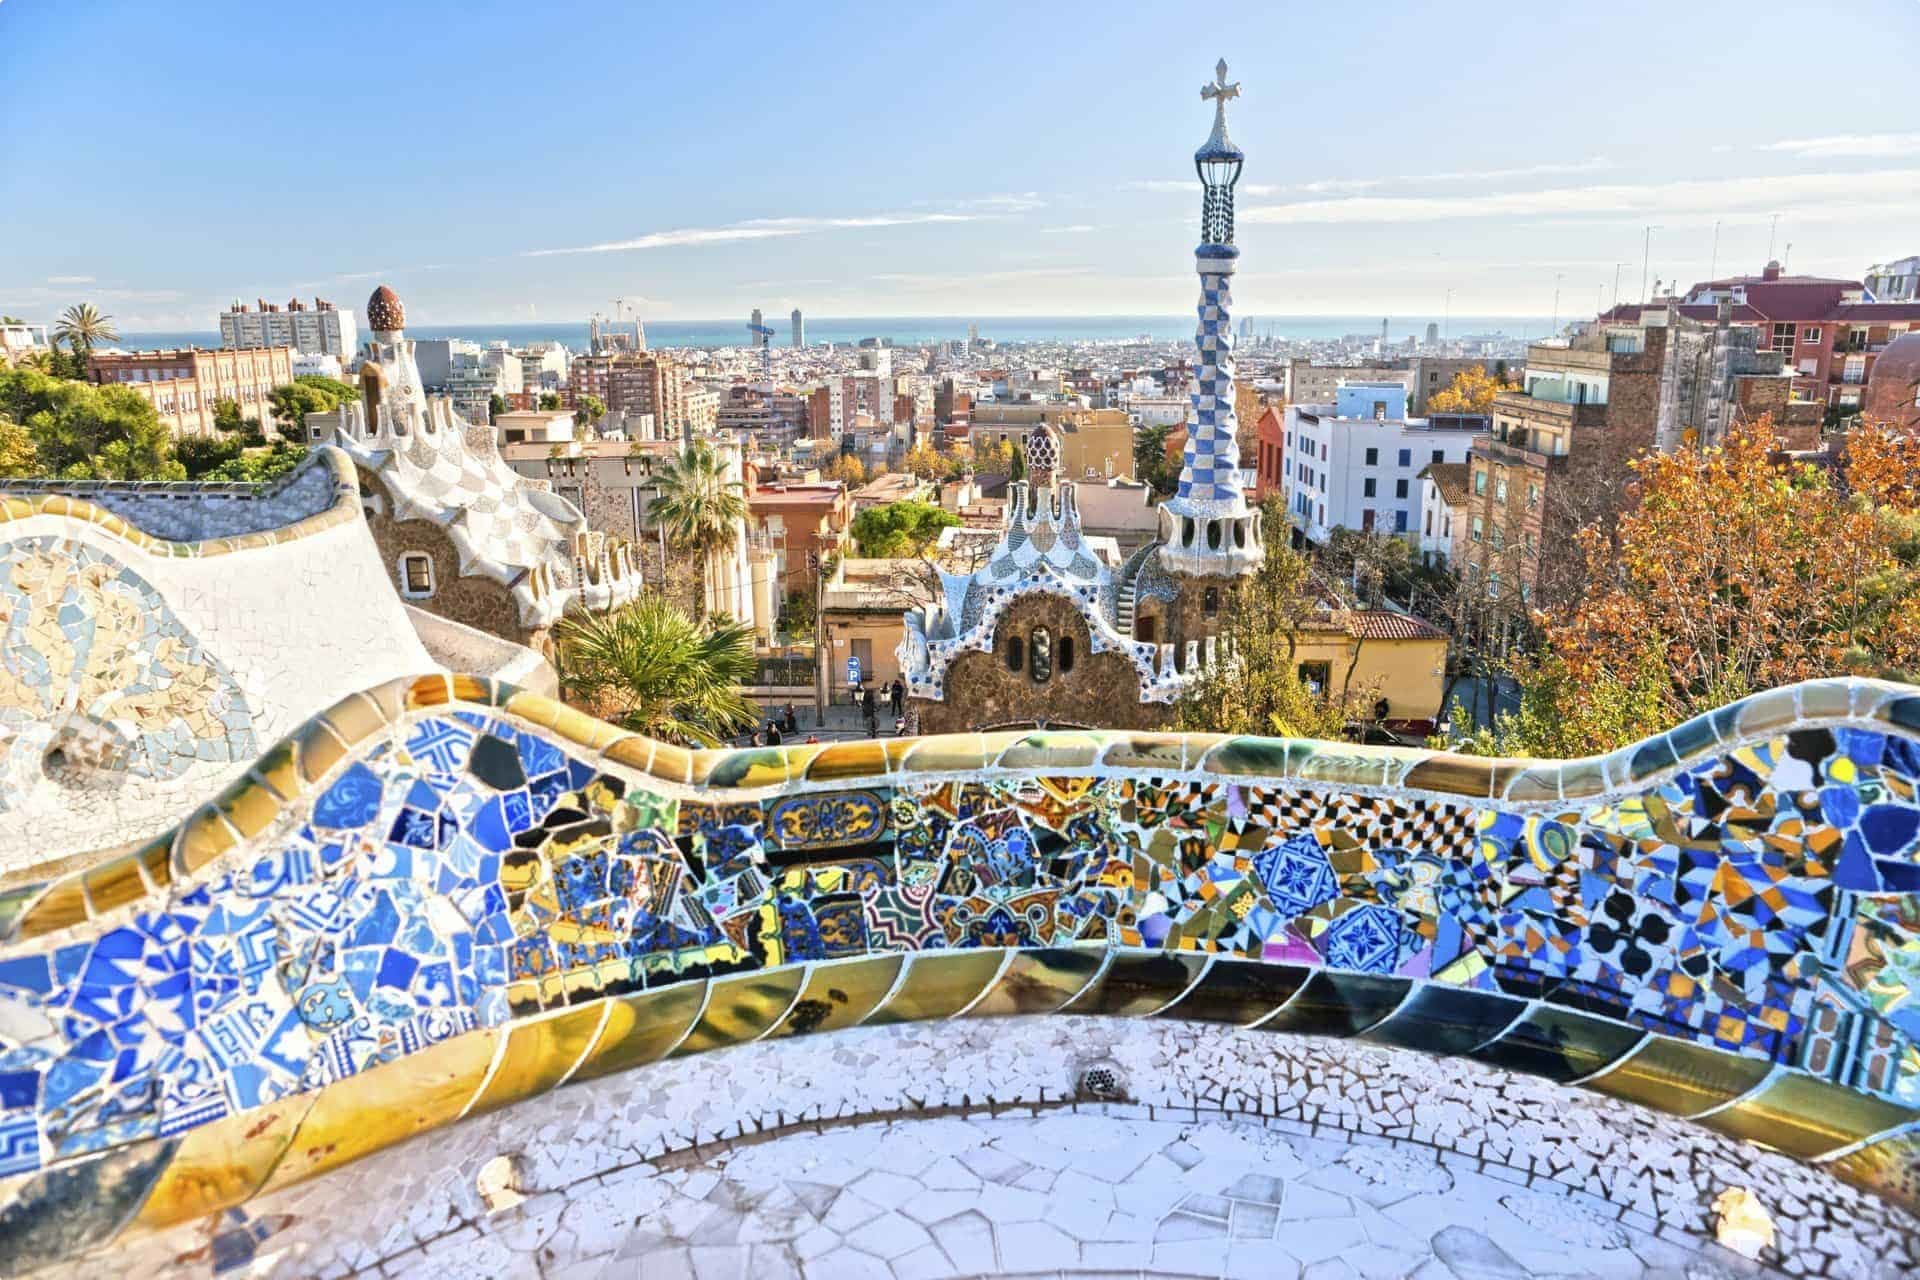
[1416,461,1470,567]
[2,320,50,362]
[1123,394,1189,427]
[219,299,357,356]
[517,342,571,393]
[1866,255,1920,303]
[290,352,343,380]
[1283,382,1487,545]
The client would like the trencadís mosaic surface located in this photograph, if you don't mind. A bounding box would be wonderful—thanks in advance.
[4,674,1920,1267]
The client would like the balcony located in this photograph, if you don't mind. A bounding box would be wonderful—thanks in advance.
[1474,437,1558,467]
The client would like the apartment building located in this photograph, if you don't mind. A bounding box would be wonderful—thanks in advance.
[89,346,294,437]
[1282,383,1487,545]
[1606,260,1920,409]
[219,298,357,356]
[568,351,712,438]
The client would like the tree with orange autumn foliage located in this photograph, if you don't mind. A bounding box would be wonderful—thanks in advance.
[1426,365,1519,415]
[1462,419,1920,757]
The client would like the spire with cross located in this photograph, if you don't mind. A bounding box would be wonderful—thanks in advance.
[1160,59,1263,579]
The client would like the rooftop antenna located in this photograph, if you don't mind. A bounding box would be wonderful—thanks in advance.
[1550,272,1564,336]
[1783,242,1793,272]
[1640,225,1660,303]
[1709,219,1721,281]
[1767,214,1781,263]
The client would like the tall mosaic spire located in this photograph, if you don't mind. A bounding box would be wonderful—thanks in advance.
[1158,59,1263,578]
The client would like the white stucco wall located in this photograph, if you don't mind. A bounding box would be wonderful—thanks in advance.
[0,512,435,878]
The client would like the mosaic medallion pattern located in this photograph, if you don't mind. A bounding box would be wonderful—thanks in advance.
[4,676,1920,1263]
[0,536,255,807]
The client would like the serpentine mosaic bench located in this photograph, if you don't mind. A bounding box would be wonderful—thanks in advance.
[3,674,1920,1269]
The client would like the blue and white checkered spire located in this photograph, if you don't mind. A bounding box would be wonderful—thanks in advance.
[1159,60,1261,576]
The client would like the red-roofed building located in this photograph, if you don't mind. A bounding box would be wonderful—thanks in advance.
[1602,260,1920,409]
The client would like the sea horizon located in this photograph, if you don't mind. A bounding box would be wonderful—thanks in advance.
[115,313,1558,353]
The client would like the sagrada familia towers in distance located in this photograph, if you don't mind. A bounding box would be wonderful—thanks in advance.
[900,61,1264,732]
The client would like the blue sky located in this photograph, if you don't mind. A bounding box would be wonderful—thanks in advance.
[2,0,1917,330]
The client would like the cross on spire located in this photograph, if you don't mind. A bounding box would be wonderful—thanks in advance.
[1201,59,1239,107]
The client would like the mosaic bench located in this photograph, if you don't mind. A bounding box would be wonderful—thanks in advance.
[3,673,1920,1268]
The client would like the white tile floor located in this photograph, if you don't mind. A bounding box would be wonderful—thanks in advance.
[75,1017,1920,1280]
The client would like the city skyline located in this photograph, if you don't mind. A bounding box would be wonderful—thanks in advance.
[2,0,1917,331]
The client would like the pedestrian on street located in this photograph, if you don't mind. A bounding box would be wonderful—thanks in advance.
[766,721,783,746]
[861,684,879,737]
[888,677,905,718]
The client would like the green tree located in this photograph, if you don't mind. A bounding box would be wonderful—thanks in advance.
[51,302,119,356]
[648,441,749,617]
[1134,422,1179,496]
[201,440,309,483]
[1176,498,1357,739]
[554,596,758,747]
[488,392,508,422]
[538,391,563,411]
[175,433,244,479]
[211,396,266,445]
[849,499,960,558]
[0,369,181,480]
[268,374,359,433]
[574,393,607,426]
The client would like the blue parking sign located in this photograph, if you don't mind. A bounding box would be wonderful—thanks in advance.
[846,655,862,687]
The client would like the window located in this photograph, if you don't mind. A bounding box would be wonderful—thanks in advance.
[1802,326,1821,344]
[1298,660,1331,693]
[1372,401,1388,421]
[1135,615,1156,644]
[1844,355,1866,385]
[1203,587,1220,616]
[1473,469,1486,495]
[1321,442,1327,460]
[1058,635,1075,673]
[1491,527,1506,551]
[399,552,435,599]
[1432,449,1444,464]
[1029,628,1053,682]
[1527,483,1539,509]
[1397,448,1411,467]
[1394,509,1409,533]
[1363,478,1377,497]
[1364,447,1379,466]
[1770,322,1795,350]
[1395,478,1409,499]
[1361,508,1376,531]
[1004,634,1024,673]
[1471,515,1484,543]
[1425,510,1434,536]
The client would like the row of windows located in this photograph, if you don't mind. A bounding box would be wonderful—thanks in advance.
[1359,446,1445,468]
[1360,477,1411,500]
[1354,509,1412,534]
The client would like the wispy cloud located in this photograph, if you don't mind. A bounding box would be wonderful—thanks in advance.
[526,212,988,257]
[1759,132,1920,158]
[44,275,95,285]
[1040,224,1098,234]
[1241,168,1920,225]
[947,192,1046,212]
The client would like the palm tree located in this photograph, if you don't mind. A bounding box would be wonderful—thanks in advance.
[53,303,118,355]
[553,596,758,746]
[648,440,748,617]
